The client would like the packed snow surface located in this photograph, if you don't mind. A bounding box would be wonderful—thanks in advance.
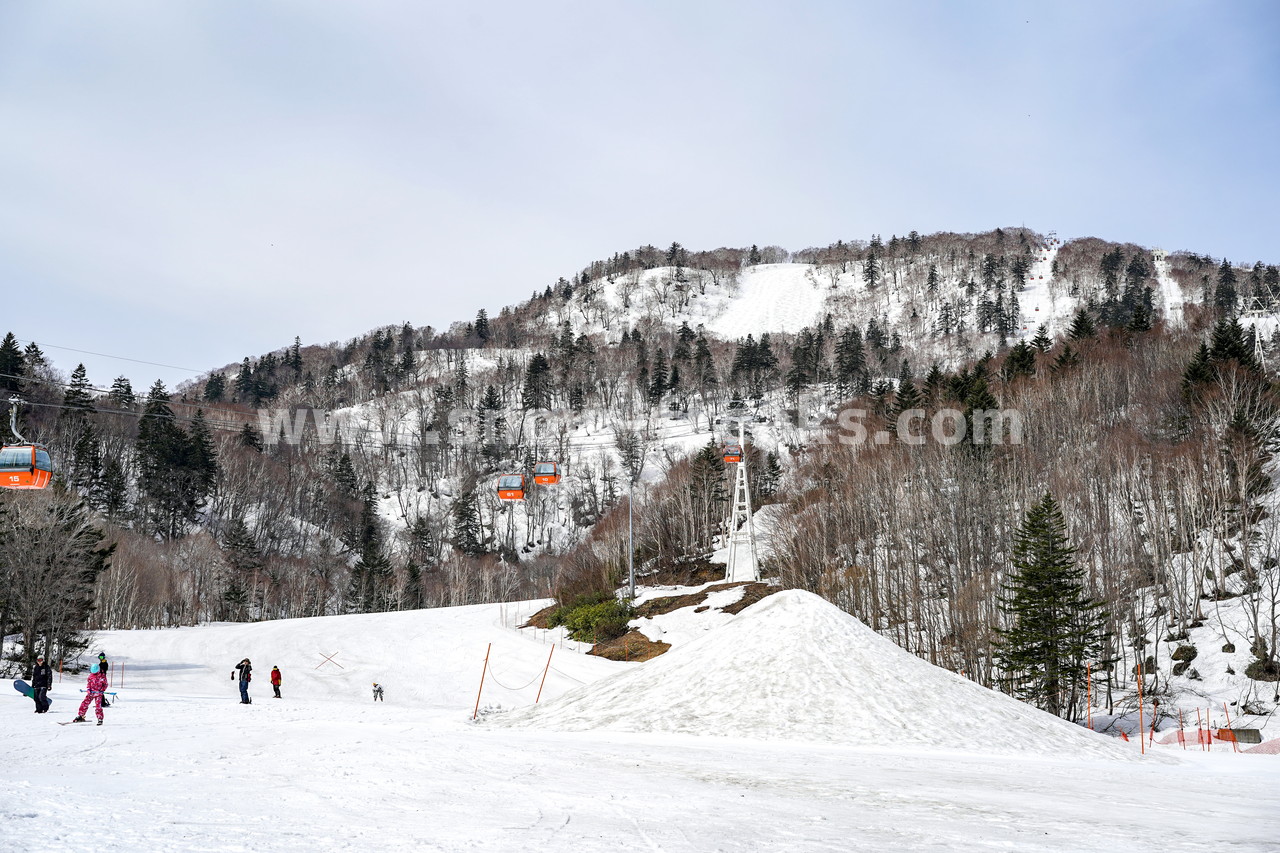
[3,596,1278,852]
[703,263,828,338]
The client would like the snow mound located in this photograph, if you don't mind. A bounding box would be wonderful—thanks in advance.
[492,590,1127,758]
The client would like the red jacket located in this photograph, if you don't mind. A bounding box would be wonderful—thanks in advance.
[270,669,281,686]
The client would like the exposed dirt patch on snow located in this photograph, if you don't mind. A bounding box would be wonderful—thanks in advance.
[719,582,777,615]
[521,604,558,629]
[645,558,727,587]
[634,581,777,619]
[589,630,671,662]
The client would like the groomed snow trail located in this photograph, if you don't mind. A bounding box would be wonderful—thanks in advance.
[3,597,1278,852]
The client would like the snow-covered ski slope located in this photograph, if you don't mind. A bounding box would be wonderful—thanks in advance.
[4,593,1278,852]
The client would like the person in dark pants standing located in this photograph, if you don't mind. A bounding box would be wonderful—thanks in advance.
[30,654,53,713]
[96,652,111,707]
[270,666,282,698]
[233,658,252,704]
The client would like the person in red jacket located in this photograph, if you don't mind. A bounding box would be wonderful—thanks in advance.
[72,663,107,725]
[270,666,282,699]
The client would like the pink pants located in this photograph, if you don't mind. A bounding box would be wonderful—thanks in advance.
[78,690,104,720]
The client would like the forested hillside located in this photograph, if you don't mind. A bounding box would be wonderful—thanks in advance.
[4,226,1279,722]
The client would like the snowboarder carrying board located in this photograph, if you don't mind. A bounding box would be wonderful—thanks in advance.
[30,655,52,714]
[71,663,107,725]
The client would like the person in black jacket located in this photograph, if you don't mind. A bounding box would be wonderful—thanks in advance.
[30,655,53,713]
[96,652,111,707]
[233,658,252,704]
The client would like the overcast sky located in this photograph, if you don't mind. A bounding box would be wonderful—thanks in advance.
[1,1,1277,391]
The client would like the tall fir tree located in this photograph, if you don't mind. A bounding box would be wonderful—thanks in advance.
[995,494,1108,719]
[0,332,25,394]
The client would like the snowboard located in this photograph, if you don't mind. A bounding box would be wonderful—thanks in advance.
[13,678,51,704]
[15,679,54,708]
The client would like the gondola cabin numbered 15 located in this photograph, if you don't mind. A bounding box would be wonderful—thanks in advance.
[0,444,54,490]
[2,399,54,490]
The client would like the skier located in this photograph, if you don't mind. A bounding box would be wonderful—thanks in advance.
[97,652,111,707]
[271,666,282,699]
[372,682,384,702]
[71,662,107,725]
[233,658,253,704]
[30,654,53,714]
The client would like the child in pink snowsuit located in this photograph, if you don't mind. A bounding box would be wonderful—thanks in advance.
[74,664,108,724]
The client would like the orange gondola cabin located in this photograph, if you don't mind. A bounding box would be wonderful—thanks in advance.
[497,474,526,501]
[532,461,560,485]
[0,443,54,490]
[722,443,743,464]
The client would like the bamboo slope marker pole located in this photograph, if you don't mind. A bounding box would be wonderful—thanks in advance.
[535,646,555,704]
[1086,662,1092,731]
[473,643,492,721]
[1223,702,1240,753]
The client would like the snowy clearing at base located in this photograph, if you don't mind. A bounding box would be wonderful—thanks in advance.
[3,592,1278,853]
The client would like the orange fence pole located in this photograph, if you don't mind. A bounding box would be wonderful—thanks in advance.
[472,643,492,721]
[535,646,555,704]
[1223,703,1240,753]
[1136,661,1145,755]
[1086,663,1092,731]
[1178,710,1186,750]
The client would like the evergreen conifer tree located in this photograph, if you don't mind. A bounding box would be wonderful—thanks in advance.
[995,494,1108,719]
[1067,310,1096,341]
[451,488,485,556]
[1002,341,1037,382]
[0,332,25,394]
[521,353,553,410]
[204,372,227,403]
[108,376,135,408]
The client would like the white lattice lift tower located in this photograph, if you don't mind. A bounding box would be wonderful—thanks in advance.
[724,419,760,582]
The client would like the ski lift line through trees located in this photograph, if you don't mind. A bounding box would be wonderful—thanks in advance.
[0,371,261,425]
[10,394,735,474]
[13,338,204,373]
[1,371,719,453]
